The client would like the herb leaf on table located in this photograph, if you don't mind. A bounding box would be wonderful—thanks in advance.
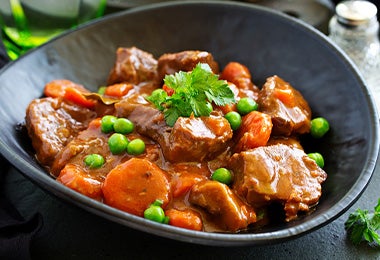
[345,198,380,246]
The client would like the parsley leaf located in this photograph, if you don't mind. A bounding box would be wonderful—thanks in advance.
[146,88,167,111]
[345,198,380,246]
[147,63,235,126]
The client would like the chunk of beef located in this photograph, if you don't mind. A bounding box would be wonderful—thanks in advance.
[229,144,327,221]
[50,118,161,178]
[50,118,111,178]
[157,50,219,81]
[266,136,303,150]
[25,97,96,167]
[168,115,233,162]
[257,75,311,136]
[220,61,260,96]
[189,180,256,232]
[115,95,169,140]
[115,101,233,162]
[107,47,158,85]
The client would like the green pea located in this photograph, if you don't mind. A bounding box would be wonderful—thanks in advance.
[84,154,105,169]
[114,118,134,134]
[224,111,242,130]
[144,200,167,223]
[308,152,325,168]
[101,115,117,133]
[127,138,146,155]
[211,168,232,185]
[108,133,129,155]
[98,86,106,95]
[310,117,330,138]
[237,97,258,115]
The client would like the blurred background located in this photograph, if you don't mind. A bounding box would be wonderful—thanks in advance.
[0,0,379,63]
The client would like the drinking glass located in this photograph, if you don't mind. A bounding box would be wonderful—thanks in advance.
[0,0,107,60]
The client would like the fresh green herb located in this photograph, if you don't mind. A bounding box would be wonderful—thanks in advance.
[146,63,236,126]
[345,198,380,246]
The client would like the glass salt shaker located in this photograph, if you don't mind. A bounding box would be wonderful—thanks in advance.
[328,0,380,112]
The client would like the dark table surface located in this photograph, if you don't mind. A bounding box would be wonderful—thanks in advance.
[1,1,380,259]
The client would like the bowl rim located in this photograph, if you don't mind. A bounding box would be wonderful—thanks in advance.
[0,0,379,246]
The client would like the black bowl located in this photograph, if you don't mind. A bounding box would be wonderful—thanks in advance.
[0,1,378,246]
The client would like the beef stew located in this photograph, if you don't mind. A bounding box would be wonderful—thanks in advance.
[25,47,327,233]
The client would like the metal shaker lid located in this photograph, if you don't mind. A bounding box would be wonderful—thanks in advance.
[336,0,378,26]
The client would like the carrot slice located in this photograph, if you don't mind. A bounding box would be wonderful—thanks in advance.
[44,79,88,98]
[165,209,203,231]
[171,173,206,198]
[87,118,102,129]
[57,164,103,201]
[102,158,171,217]
[235,111,273,152]
[64,87,96,109]
[104,83,133,97]
[220,62,253,90]
[44,79,96,108]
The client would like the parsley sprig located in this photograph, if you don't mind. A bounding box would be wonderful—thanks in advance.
[147,63,235,126]
[345,198,380,246]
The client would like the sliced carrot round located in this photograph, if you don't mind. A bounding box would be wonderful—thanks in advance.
[171,173,206,198]
[44,79,88,98]
[220,62,253,90]
[235,111,273,152]
[102,158,171,216]
[104,83,133,97]
[63,87,96,109]
[57,163,103,201]
[165,208,203,231]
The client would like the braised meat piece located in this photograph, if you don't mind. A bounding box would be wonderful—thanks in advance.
[157,50,219,81]
[266,136,303,150]
[25,97,96,167]
[50,117,160,178]
[116,101,233,163]
[189,180,256,232]
[167,115,233,162]
[107,47,158,85]
[229,144,327,221]
[50,118,111,178]
[257,75,311,136]
[115,95,169,139]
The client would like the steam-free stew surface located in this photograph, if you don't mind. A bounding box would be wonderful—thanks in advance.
[25,47,327,232]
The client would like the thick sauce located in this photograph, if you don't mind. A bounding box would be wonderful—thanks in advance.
[25,47,327,233]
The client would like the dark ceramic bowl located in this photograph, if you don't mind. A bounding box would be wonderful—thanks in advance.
[0,1,378,246]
